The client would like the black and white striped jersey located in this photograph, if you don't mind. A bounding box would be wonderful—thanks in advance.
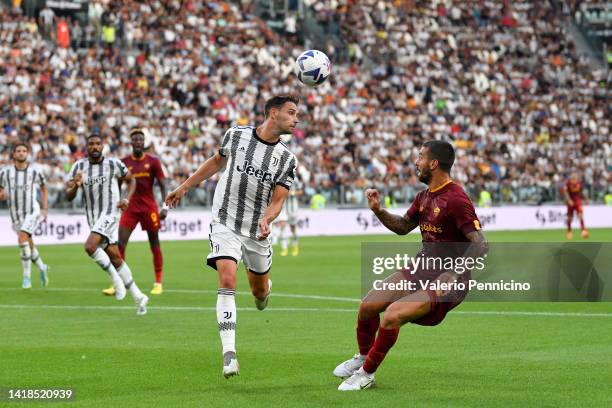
[283,190,300,214]
[213,126,297,238]
[0,165,46,225]
[67,157,129,227]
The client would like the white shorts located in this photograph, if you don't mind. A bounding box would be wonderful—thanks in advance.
[277,208,298,225]
[12,212,42,236]
[91,214,119,245]
[207,221,273,274]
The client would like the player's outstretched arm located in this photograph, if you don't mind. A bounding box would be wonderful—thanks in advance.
[165,153,227,208]
[366,188,417,235]
[0,188,5,201]
[257,185,290,240]
[65,171,83,202]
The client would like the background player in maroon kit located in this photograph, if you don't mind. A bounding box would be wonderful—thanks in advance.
[103,128,168,296]
[334,140,488,391]
[562,172,588,240]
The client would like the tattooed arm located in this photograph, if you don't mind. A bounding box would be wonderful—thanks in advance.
[366,188,418,235]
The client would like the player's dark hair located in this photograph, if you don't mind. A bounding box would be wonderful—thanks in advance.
[264,95,299,118]
[12,142,30,154]
[87,132,102,141]
[129,127,145,138]
[423,140,455,172]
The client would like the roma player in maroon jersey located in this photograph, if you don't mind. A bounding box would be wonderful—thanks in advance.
[334,140,488,390]
[562,173,588,240]
[103,128,168,296]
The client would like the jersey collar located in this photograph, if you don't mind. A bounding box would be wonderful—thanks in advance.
[131,153,147,161]
[253,127,279,146]
[429,180,453,194]
[88,156,105,165]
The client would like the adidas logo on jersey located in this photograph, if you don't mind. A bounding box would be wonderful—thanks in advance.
[236,160,273,182]
[238,146,246,152]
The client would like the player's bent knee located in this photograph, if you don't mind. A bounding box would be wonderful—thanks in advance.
[381,313,403,330]
[18,232,30,244]
[358,301,384,320]
[382,301,428,329]
[84,243,97,255]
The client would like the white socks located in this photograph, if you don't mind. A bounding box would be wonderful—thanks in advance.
[280,226,288,251]
[290,229,298,247]
[19,243,31,279]
[31,247,46,271]
[217,288,237,354]
[91,248,123,289]
[117,262,144,301]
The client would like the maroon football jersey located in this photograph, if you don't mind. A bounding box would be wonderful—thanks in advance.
[565,180,583,202]
[122,154,165,212]
[405,181,481,242]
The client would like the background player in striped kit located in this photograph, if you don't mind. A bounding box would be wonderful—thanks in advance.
[165,95,299,378]
[276,173,303,256]
[0,143,50,289]
[65,134,149,315]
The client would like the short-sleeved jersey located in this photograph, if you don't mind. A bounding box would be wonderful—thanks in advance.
[405,181,481,243]
[213,125,298,238]
[68,157,128,227]
[0,165,46,224]
[564,180,583,202]
[122,154,165,212]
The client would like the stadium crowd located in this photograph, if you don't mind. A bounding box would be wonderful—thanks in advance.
[0,0,610,209]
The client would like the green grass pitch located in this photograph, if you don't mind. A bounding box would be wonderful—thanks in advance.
[1,229,611,407]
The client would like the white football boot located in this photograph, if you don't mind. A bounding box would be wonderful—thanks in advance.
[223,351,240,378]
[333,353,365,378]
[136,295,149,315]
[338,367,375,391]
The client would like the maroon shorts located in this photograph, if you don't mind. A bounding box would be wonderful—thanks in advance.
[120,208,160,232]
[400,269,469,326]
[411,287,467,326]
[567,200,583,216]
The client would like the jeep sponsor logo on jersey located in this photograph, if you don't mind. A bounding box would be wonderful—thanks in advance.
[236,160,273,182]
[84,176,108,186]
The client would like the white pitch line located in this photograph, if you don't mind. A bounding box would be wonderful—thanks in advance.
[0,304,355,313]
[0,304,611,317]
[453,310,612,318]
[0,287,360,303]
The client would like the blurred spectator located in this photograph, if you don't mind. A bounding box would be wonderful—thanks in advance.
[56,17,69,49]
[38,3,54,39]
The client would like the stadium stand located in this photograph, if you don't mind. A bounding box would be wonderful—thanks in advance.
[0,0,610,208]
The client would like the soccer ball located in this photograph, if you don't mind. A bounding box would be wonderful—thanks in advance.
[294,50,331,87]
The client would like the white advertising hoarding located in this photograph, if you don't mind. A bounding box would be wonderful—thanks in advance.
[0,205,610,246]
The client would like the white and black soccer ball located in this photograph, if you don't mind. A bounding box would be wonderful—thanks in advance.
[294,50,331,87]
